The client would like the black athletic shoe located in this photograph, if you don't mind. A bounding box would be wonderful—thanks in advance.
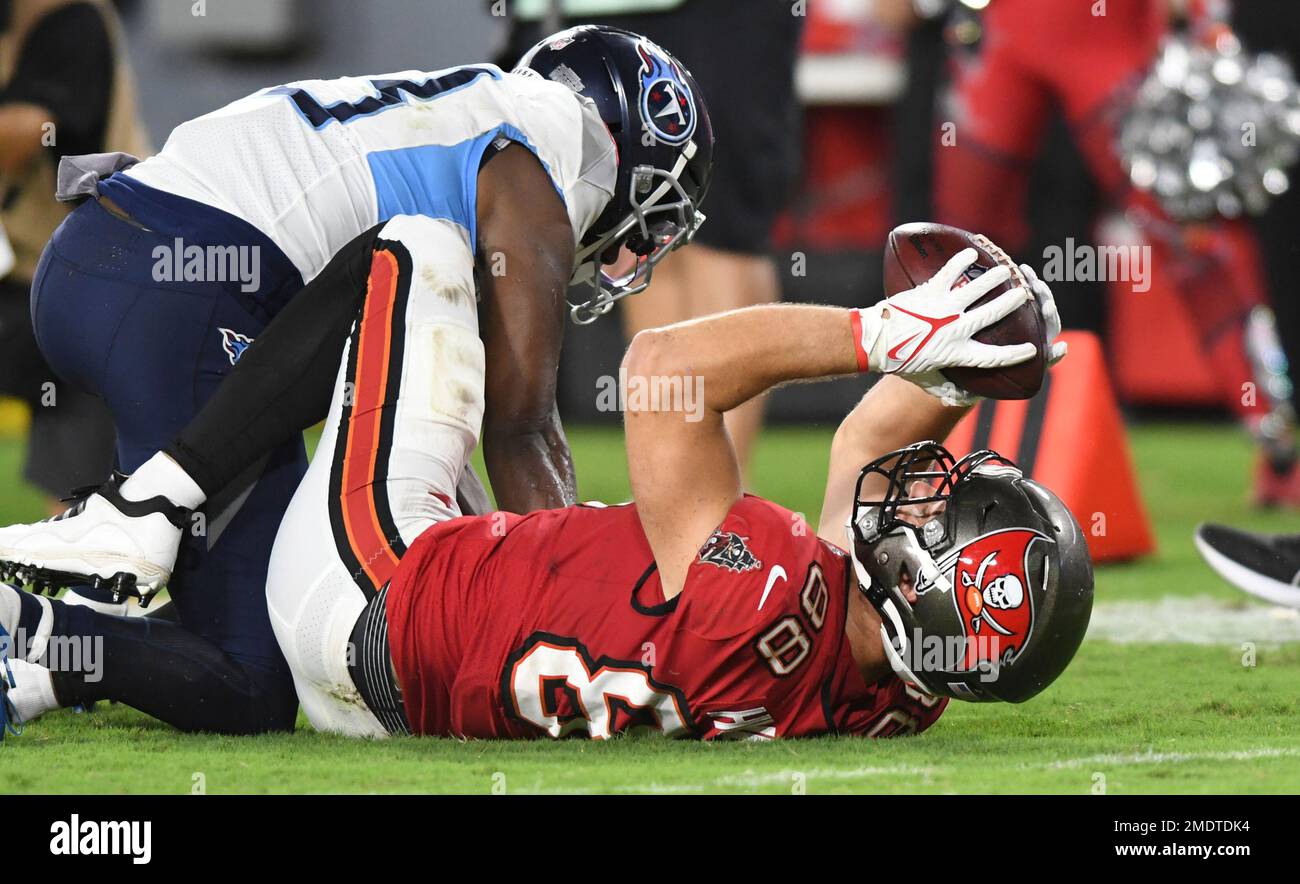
[1194,523,1300,608]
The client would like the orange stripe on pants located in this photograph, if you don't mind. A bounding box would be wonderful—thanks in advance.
[339,248,404,590]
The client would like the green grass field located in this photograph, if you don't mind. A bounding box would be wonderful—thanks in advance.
[1,421,1299,795]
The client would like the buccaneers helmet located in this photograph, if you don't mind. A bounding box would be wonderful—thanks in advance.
[517,25,714,323]
[847,442,1094,703]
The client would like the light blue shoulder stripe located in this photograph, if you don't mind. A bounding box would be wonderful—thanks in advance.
[366,124,566,248]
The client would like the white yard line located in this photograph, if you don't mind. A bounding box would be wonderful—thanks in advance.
[612,782,705,794]
[709,765,937,788]
[698,751,1296,791]
[521,750,1297,794]
[1048,747,1300,770]
[1086,596,1300,644]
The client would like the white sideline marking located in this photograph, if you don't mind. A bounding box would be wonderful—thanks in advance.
[709,765,937,788]
[632,752,1295,792]
[530,751,1298,794]
[1048,747,1300,770]
[614,751,1300,792]
[1086,596,1300,645]
[600,766,938,794]
[613,783,704,794]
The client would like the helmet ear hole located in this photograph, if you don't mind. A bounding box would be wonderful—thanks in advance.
[896,562,918,605]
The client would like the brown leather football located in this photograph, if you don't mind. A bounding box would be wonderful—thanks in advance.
[883,222,1047,400]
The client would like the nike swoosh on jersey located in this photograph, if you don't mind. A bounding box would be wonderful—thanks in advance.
[759,565,788,610]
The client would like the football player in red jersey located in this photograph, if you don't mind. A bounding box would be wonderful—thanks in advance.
[0,247,1093,739]
[351,247,1088,739]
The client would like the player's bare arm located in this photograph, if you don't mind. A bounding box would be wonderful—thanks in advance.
[626,248,1038,599]
[476,143,578,511]
[815,376,968,549]
[624,304,857,598]
[821,383,961,684]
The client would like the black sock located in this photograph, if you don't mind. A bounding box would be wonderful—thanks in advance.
[15,589,46,640]
[37,594,296,734]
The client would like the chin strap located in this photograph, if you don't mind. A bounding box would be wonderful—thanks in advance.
[846,517,947,697]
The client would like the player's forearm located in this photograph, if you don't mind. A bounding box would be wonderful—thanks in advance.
[623,304,859,421]
[835,376,967,463]
[817,376,970,539]
[482,421,577,513]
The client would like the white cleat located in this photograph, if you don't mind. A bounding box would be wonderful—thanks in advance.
[0,474,188,604]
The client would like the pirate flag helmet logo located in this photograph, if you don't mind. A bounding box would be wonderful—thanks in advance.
[952,529,1048,671]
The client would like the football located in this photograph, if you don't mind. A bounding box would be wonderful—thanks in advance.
[883,222,1047,400]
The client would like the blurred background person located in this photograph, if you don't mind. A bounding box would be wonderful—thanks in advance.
[1191,0,1300,607]
[0,0,149,511]
[501,0,804,477]
[921,0,1299,506]
[1232,0,1300,434]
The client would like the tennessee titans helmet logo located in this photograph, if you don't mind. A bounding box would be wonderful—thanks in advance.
[636,42,696,146]
[219,327,254,366]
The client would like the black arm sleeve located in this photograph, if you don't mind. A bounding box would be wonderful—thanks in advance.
[0,2,114,158]
[165,225,385,497]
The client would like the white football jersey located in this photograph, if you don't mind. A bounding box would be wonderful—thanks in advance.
[123,65,617,282]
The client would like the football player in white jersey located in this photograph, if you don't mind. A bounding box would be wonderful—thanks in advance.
[0,26,713,734]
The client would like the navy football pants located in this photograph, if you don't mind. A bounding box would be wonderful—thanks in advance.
[27,198,303,732]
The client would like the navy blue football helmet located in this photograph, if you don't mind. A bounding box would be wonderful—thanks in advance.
[517,25,714,323]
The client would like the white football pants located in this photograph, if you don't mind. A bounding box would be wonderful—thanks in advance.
[265,215,483,737]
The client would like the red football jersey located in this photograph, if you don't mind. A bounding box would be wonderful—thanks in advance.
[386,495,948,740]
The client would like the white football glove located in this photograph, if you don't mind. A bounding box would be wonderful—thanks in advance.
[856,248,1037,405]
[1019,262,1068,366]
